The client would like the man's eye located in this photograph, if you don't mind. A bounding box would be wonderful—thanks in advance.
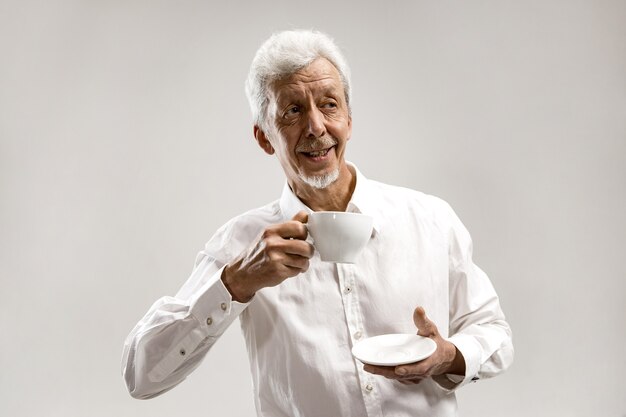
[285,106,300,115]
[322,102,337,109]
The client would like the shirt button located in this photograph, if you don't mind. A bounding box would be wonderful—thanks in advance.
[179,348,186,356]
[354,331,362,340]
[365,383,373,392]
[343,287,352,294]
[220,302,227,311]
[206,317,213,325]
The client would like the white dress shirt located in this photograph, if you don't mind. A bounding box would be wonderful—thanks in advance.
[122,164,514,417]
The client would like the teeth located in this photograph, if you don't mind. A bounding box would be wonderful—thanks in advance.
[307,149,329,157]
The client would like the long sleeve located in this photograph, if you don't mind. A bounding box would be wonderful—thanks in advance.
[121,253,249,399]
[435,201,514,390]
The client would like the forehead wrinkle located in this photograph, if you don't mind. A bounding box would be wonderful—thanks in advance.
[274,78,338,103]
[271,59,343,103]
[291,57,339,81]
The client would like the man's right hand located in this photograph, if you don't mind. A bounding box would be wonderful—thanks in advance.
[221,211,313,302]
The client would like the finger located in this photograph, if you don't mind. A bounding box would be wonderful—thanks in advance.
[292,210,309,224]
[281,253,310,270]
[275,220,309,240]
[398,378,423,385]
[277,263,305,279]
[366,364,424,381]
[413,306,437,337]
[363,364,398,379]
[267,243,311,267]
[278,239,315,258]
[395,362,430,379]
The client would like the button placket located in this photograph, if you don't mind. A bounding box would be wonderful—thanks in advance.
[346,266,363,343]
[342,264,383,417]
[338,264,360,342]
[342,265,360,339]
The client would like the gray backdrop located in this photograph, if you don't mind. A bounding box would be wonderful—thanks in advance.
[1,1,625,416]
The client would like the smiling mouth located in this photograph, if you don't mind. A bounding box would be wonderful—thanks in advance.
[302,148,332,157]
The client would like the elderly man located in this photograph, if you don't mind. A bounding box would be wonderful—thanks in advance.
[122,30,513,416]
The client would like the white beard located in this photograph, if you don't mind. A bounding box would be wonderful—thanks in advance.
[300,168,339,189]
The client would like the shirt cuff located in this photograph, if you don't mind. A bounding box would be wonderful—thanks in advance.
[432,333,482,392]
[189,265,251,337]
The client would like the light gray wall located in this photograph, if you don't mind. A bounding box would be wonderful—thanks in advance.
[1,1,625,416]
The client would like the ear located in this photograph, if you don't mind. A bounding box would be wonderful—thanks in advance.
[346,115,353,141]
[254,125,275,155]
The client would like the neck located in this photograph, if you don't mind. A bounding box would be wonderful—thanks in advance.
[291,163,356,212]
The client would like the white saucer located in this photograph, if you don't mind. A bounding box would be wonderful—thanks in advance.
[351,333,437,366]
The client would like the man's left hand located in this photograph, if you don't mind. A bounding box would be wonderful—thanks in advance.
[363,306,465,385]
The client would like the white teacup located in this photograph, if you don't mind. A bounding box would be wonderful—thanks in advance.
[307,212,373,263]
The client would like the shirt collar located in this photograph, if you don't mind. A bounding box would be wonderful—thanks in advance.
[279,162,381,235]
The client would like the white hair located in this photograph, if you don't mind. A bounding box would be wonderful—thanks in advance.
[245,30,352,130]
[301,168,340,189]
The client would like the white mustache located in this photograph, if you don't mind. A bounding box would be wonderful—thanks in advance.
[296,137,338,153]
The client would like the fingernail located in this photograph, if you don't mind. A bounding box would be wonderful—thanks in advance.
[396,368,407,375]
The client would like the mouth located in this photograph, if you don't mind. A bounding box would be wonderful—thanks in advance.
[297,136,339,163]
[302,147,332,158]
[299,145,337,162]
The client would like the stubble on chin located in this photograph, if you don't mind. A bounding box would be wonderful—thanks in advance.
[299,168,340,189]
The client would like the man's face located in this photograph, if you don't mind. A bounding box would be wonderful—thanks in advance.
[257,58,352,192]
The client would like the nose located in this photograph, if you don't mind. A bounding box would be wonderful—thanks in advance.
[305,106,326,138]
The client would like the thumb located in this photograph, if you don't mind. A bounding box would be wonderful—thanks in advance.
[413,306,437,338]
[292,210,309,224]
